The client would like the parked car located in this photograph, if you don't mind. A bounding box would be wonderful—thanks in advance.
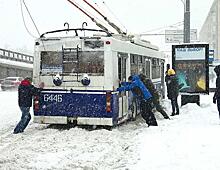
[0,79,4,84]
[1,77,23,91]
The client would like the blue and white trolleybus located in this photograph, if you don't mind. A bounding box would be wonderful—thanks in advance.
[33,28,166,127]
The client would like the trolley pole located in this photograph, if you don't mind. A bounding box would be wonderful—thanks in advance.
[184,0,190,43]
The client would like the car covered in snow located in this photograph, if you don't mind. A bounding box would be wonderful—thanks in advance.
[1,77,23,91]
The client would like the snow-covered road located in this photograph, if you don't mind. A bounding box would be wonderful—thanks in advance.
[0,91,220,170]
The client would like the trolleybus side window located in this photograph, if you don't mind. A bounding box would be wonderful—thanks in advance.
[152,58,161,79]
[138,55,145,74]
[130,54,145,75]
[130,54,138,75]
[145,58,151,79]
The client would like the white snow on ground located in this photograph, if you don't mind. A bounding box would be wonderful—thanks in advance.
[0,91,220,170]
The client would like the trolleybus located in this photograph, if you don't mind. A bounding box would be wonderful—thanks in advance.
[33,28,166,126]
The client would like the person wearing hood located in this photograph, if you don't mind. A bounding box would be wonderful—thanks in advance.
[117,75,158,126]
[213,65,220,119]
[13,77,44,134]
[166,69,179,116]
[139,74,170,119]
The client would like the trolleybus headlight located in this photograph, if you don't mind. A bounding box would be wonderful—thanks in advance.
[81,74,90,86]
[53,74,62,86]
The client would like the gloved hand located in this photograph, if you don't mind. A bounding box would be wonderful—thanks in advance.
[213,97,216,104]
[116,87,123,92]
[39,82,45,89]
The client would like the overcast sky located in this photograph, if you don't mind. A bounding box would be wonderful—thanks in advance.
[0,0,215,54]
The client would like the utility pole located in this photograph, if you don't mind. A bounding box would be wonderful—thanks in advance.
[184,0,190,43]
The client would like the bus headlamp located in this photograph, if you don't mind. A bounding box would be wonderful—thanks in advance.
[53,74,62,86]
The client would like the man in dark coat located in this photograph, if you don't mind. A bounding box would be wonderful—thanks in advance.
[13,77,44,134]
[117,75,158,126]
[213,65,220,118]
[139,74,170,119]
[166,69,179,116]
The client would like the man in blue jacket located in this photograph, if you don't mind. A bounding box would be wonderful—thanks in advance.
[117,75,158,126]
[13,77,44,134]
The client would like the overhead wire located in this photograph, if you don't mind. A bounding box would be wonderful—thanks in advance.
[22,0,41,37]
[19,0,37,38]
[141,21,184,34]
[20,0,47,51]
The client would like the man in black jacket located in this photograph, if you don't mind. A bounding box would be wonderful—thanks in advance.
[13,77,44,134]
[213,65,220,119]
[139,74,170,119]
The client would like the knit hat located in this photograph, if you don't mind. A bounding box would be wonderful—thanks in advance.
[167,69,175,76]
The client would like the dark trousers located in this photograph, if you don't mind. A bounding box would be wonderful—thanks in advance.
[217,99,220,119]
[170,97,179,114]
[14,107,31,134]
[140,100,158,126]
[154,100,169,118]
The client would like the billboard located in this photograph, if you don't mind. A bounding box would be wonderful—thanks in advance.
[165,29,197,43]
[172,44,209,94]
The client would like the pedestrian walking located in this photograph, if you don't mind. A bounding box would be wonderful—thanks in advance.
[13,77,44,134]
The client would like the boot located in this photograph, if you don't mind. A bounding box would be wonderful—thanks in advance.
[176,109,179,115]
[148,120,158,126]
[164,115,170,119]
[170,112,176,116]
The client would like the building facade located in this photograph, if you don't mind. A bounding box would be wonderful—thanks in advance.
[199,0,219,61]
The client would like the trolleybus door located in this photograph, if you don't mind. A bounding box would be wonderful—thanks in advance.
[118,53,128,118]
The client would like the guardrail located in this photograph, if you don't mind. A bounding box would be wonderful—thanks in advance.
[0,48,33,64]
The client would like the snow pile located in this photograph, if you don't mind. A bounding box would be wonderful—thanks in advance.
[0,92,220,170]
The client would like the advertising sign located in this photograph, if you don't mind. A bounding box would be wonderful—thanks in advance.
[172,44,209,94]
[165,29,197,43]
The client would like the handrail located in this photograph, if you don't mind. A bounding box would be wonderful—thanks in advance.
[40,28,112,37]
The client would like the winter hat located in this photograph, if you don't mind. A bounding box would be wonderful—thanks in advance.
[139,74,146,81]
[128,75,133,81]
[24,77,33,82]
[167,69,175,76]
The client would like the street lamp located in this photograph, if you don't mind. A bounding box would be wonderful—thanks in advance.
[180,0,190,43]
